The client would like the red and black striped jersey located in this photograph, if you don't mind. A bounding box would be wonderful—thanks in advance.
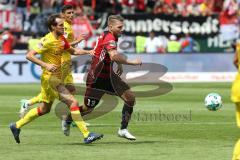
[88,31,118,79]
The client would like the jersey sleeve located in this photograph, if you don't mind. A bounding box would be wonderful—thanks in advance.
[104,34,117,51]
[33,37,48,54]
[61,35,71,50]
[64,26,74,42]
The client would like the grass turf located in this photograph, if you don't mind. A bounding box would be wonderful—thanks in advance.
[0,83,238,160]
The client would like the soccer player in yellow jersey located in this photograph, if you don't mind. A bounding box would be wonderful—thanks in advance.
[18,5,88,135]
[61,5,90,135]
[9,14,103,144]
[232,40,240,160]
[61,5,84,89]
[19,5,81,113]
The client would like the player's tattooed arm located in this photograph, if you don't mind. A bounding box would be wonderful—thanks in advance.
[75,49,95,56]
[109,49,142,66]
[67,47,95,56]
[70,34,85,46]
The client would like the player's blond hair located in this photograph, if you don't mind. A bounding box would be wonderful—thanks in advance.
[107,15,124,26]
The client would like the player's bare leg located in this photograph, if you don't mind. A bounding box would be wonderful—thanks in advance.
[19,94,42,118]
[118,89,136,140]
[60,84,76,136]
[61,84,90,136]
[10,102,52,143]
[57,84,103,144]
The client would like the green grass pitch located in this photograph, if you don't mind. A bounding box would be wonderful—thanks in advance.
[0,83,238,160]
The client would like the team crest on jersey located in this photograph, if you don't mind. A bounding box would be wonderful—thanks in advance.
[109,40,117,47]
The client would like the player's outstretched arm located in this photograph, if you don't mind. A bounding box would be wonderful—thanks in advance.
[67,47,94,56]
[26,50,47,67]
[74,48,95,55]
[109,49,142,66]
[26,50,58,72]
[70,35,85,47]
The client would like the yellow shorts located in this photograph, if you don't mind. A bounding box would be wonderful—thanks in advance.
[61,61,73,85]
[40,74,62,103]
[63,73,74,85]
[231,74,240,103]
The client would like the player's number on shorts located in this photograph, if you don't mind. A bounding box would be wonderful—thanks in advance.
[87,99,96,107]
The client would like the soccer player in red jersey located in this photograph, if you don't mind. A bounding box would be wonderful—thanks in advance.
[79,15,142,140]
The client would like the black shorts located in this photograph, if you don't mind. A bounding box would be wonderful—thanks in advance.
[84,73,130,108]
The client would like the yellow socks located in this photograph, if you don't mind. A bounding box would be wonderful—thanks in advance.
[236,103,240,128]
[233,139,240,160]
[16,107,42,128]
[29,94,42,105]
[70,106,89,138]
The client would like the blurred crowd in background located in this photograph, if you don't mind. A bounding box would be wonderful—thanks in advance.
[0,0,239,54]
